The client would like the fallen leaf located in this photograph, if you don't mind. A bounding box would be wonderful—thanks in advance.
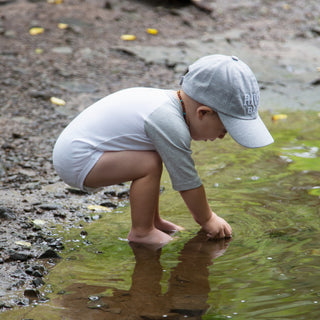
[50,97,66,106]
[272,114,288,121]
[48,0,63,4]
[120,34,136,41]
[147,28,158,35]
[29,27,45,36]
[35,48,43,54]
[58,23,68,30]
[282,3,290,10]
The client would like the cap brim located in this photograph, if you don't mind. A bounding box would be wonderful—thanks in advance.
[218,113,274,148]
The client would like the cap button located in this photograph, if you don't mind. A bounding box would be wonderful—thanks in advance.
[231,56,239,61]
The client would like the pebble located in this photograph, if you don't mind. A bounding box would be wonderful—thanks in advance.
[51,46,73,54]
[38,203,61,211]
[24,288,40,298]
[38,249,61,259]
[0,207,16,220]
[8,251,32,262]
[32,277,44,288]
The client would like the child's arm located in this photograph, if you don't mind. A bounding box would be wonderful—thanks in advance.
[180,185,232,239]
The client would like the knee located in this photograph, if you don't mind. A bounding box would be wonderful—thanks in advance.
[145,152,163,177]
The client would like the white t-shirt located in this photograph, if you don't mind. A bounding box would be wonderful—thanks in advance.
[53,87,202,191]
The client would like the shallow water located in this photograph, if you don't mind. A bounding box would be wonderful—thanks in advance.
[3,111,320,320]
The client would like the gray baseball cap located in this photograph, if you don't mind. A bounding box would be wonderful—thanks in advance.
[180,54,274,148]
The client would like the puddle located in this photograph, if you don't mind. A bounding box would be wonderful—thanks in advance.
[2,111,320,320]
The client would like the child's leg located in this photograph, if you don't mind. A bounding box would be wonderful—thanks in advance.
[84,151,172,245]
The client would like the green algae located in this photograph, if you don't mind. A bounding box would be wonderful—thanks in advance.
[2,111,319,320]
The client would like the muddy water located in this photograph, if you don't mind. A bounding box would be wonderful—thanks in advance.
[3,111,320,320]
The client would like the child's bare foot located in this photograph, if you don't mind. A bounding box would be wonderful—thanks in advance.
[128,227,173,245]
[154,218,184,234]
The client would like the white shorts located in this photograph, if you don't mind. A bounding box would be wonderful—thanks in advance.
[52,136,103,191]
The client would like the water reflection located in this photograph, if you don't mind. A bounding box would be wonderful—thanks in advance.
[58,232,230,320]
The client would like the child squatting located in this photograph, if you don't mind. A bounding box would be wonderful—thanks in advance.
[53,54,274,246]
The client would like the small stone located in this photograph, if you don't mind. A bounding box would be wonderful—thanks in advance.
[117,190,130,198]
[38,249,61,259]
[52,46,73,54]
[32,270,43,278]
[100,201,117,208]
[0,207,16,220]
[32,277,45,288]
[39,204,60,211]
[9,251,32,262]
[24,288,40,298]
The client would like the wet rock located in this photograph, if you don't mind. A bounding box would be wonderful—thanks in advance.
[53,212,66,218]
[88,295,100,301]
[37,249,61,259]
[0,0,17,6]
[66,187,88,195]
[100,201,117,208]
[47,238,64,250]
[24,288,40,299]
[8,251,32,262]
[32,270,43,278]
[80,230,88,238]
[32,277,44,288]
[104,1,112,10]
[12,279,25,289]
[0,206,16,220]
[38,203,61,211]
[310,78,320,86]
[117,189,130,198]
[311,26,320,36]
[25,267,33,275]
[29,90,51,100]
[104,190,116,197]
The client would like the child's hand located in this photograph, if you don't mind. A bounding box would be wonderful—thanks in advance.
[201,212,232,239]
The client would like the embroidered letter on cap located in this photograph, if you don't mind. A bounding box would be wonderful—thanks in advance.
[243,92,259,114]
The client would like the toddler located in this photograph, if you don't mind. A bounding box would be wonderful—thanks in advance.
[53,54,274,245]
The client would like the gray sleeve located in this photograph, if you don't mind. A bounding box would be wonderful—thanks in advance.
[144,105,202,191]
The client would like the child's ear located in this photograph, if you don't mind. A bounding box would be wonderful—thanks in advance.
[197,106,213,119]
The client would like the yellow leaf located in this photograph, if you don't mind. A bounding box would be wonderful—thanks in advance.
[282,3,290,10]
[121,34,136,41]
[58,23,69,30]
[29,27,45,36]
[50,97,66,106]
[35,48,43,54]
[48,0,63,4]
[87,205,111,212]
[311,249,320,255]
[317,67,320,72]
[272,114,288,121]
[147,28,158,35]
